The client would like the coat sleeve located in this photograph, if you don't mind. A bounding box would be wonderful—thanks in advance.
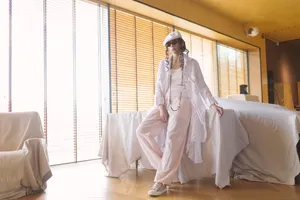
[154,61,165,106]
[192,60,218,108]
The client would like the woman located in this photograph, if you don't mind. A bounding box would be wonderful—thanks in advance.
[136,31,223,196]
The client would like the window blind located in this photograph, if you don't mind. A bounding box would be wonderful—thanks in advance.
[0,0,9,112]
[0,0,249,166]
[136,17,154,111]
[75,0,100,161]
[178,29,217,96]
[115,10,137,112]
[46,0,74,165]
[110,7,172,113]
[217,44,248,98]
[202,38,218,96]
[75,0,108,161]
[236,51,247,89]
[11,0,44,129]
[109,8,220,113]
[46,0,109,165]
[109,8,117,113]
[153,22,170,88]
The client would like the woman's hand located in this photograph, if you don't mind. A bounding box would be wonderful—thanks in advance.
[213,104,223,117]
[159,105,169,123]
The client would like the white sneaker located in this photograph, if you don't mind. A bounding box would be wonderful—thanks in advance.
[148,182,167,196]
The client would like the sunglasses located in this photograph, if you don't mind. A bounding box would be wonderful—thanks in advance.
[166,39,178,47]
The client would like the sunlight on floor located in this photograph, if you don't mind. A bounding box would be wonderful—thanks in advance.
[20,160,300,200]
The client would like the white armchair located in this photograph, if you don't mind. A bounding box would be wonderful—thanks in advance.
[0,112,52,199]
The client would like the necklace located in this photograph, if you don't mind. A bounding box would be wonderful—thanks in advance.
[169,55,184,111]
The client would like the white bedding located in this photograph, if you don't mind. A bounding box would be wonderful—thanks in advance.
[100,98,300,187]
[100,107,250,188]
[217,98,300,185]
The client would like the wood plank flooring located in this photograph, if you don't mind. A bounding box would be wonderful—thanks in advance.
[20,160,300,200]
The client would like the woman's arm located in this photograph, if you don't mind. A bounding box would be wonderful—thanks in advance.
[154,61,169,121]
[154,61,165,106]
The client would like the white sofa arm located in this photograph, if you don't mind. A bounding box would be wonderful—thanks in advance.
[0,149,26,194]
[21,138,52,191]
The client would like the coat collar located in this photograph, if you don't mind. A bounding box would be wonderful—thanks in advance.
[183,53,191,66]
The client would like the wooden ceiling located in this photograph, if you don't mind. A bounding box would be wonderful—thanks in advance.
[191,0,300,42]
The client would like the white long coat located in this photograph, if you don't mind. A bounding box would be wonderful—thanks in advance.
[153,53,218,164]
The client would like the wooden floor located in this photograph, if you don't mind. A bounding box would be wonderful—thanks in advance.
[20,160,300,200]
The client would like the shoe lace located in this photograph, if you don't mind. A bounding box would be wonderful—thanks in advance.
[152,182,164,191]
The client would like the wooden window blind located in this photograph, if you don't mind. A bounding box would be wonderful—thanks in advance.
[177,29,217,96]
[236,51,247,89]
[116,10,136,113]
[110,8,172,113]
[153,22,171,86]
[136,17,154,111]
[202,38,218,96]
[217,44,248,98]
[109,9,219,113]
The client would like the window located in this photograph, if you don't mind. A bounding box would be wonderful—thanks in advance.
[110,8,173,113]
[1,0,109,165]
[153,23,172,85]
[136,17,155,112]
[46,0,74,165]
[179,30,217,96]
[11,0,44,128]
[76,0,109,161]
[0,0,9,112]
[109,8,220,113]
[217,44,248,98]
[46,0,109,165]
[110,10,137,113]
[1,0,249,166]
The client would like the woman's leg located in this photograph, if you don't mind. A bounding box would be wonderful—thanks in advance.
[154,99,191,185]
[137,100,191,196]
[136,107,167,169]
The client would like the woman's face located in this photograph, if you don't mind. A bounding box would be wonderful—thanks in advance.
[167,39,181,55]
